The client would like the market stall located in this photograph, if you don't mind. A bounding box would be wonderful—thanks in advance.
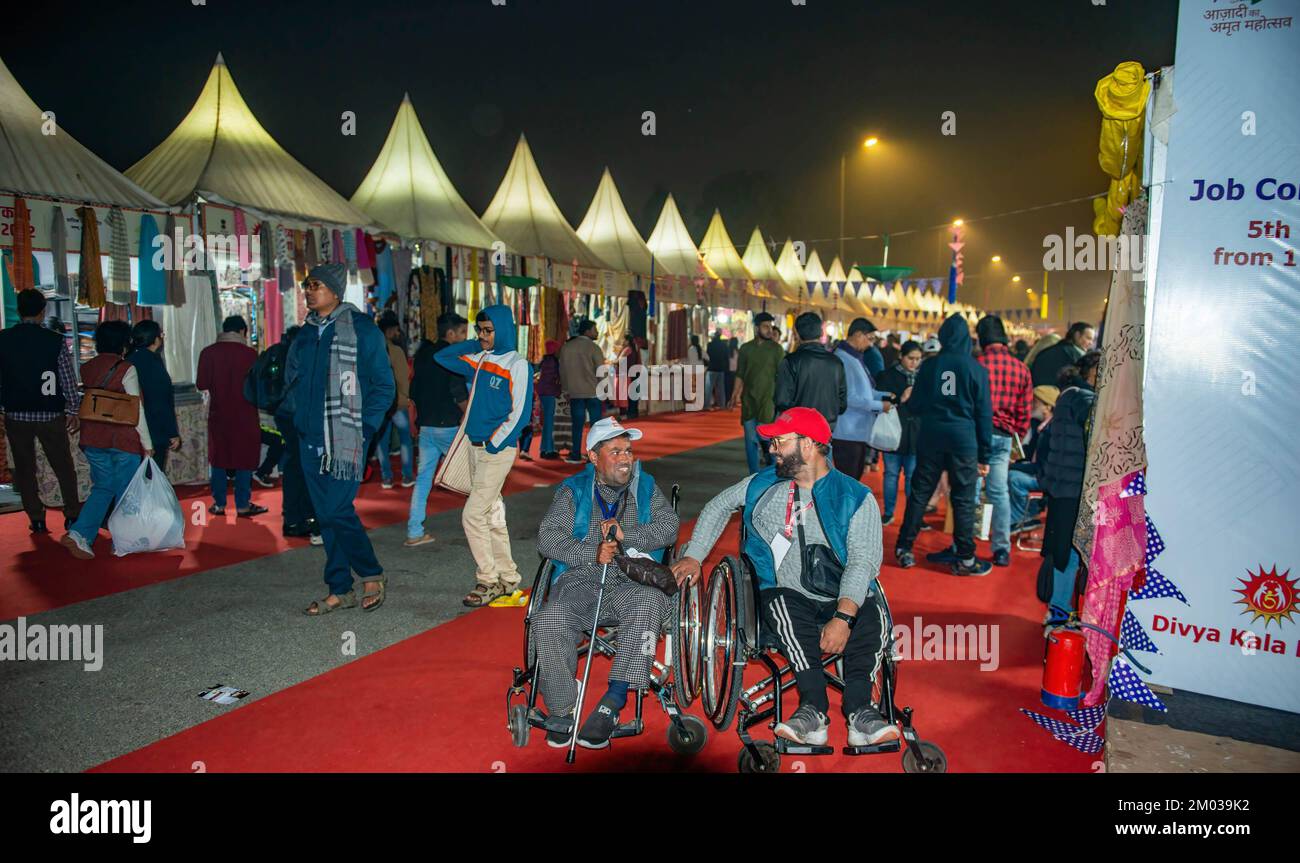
[0,54,206,492]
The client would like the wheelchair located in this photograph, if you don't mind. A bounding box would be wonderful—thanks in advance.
[699,551,948,773]
[506,484,710,757]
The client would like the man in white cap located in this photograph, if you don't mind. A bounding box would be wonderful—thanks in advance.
[532,417,680,750]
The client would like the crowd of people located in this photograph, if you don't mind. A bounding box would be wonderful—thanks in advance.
[1,276,1100,708]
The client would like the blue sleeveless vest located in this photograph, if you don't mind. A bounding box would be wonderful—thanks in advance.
[742,465,869,591]
[549,462,663,582]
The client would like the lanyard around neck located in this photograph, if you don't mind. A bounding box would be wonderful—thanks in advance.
[782,481,814,540]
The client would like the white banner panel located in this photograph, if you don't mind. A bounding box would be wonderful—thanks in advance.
[1142,0,1300,712]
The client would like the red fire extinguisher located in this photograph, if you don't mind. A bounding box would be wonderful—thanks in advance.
[1041,626,1086,710]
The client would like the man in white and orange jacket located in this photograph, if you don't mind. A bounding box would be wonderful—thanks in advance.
[436,304,533,606]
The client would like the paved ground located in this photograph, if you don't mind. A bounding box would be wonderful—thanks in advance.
[0,436,746,773]
[1107,719,1300,773]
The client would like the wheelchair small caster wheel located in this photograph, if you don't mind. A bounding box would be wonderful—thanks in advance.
[902,740,947,773]
[508,704,530,748]
[737,742,781,773]
[666,715,708,755]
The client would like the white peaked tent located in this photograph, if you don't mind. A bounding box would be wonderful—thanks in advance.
[741,228,788,306]
[698,210,754,301]
[126,54,373,226]
[481,134,610,270]
[646,193,707,278]
[825,257,853,315]
[575,167,655,275]
[775,239,807,306]
[0,56,166,210]
[802,249,829,305]
[350,94,499,248]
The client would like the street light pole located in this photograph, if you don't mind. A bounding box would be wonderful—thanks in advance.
[839,152,846,262]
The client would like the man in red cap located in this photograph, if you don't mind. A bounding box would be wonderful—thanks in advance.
[671,407,898,748]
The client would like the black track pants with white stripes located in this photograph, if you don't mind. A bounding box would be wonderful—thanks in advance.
[759,588,887,717]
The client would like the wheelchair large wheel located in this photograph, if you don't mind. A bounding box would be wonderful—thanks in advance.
[737,741,781,774]
[666,714,709,755]
[902,741,948,774]
[672,576,703,709]
[523,559,554,670]
[702,558,741,730]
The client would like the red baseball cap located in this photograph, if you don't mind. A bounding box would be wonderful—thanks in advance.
[756,407,832,445]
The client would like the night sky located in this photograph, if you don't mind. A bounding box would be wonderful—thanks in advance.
[10,0,1178,323]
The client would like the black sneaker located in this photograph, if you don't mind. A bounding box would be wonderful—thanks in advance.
[29,519,48,534]
[253,473,275,488]
[540,451,562,460]
[577,696,621,749]
[895,548,916,569]
[926,546,960,565]
[544,713,575,749]
[993,550,1011,567]
[952,557,993,576]
[283,521,312,538]
[563,453,586,464]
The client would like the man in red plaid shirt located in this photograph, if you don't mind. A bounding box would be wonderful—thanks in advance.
[976,316,1032,566]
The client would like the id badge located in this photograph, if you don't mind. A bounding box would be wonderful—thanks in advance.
[770,533,792,572]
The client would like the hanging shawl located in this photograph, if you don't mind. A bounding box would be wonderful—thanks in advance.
[51,206,70,295]
[76,206,106,307]
[258,220,274,276]
[163,213,186,307]
[137,214,166,305]
[9,197,34,291]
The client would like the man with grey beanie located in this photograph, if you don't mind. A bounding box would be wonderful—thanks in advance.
[286,263,396,615]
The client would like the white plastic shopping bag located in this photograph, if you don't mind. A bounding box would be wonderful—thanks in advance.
[867,408,902,452]
[109,457,186,556]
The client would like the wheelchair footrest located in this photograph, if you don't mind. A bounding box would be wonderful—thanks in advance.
[774,740,834,756]
[843,740,902,756]
[610,721,643,739]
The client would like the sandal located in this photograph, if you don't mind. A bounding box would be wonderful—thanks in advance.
[361,580,386,612]
[208,504,226,516]
[238,504,269,517]
[304,591,356,616]
[463,581,504,608]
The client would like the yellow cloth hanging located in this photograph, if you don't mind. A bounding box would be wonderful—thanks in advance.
[1093,61,1150,235]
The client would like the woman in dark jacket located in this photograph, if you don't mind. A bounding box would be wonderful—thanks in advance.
[536,340,562,459]
[1039,350,1101,618]
[128,320,180,472]
[875,340,923,525]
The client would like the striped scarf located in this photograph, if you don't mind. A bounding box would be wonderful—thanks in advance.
[893,361,917,388]
[306,302,365,481]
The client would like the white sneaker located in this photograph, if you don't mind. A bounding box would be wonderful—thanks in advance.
[774,704,830,746]
[309,533,324,546]
[61,531,94,560]
[381,480,394,490]
[847,709,901,746]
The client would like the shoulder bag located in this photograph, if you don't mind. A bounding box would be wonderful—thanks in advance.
[78,360,140,426]
[433,363,481,496]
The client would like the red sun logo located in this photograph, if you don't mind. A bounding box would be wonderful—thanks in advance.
[1234,565,1298,629]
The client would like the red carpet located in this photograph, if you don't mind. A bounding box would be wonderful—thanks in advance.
[0,408,743,620]
[92,491,1097,774]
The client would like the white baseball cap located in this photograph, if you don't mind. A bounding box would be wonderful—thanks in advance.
[585,416,643,452]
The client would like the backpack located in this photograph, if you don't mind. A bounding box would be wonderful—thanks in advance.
[243,343,288,412]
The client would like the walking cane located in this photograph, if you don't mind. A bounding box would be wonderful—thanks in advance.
[567,523,619,764]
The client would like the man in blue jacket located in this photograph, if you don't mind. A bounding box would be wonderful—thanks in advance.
[893,314,993,576]
[831,318,894,481]
[288,264,396,615]
[436,304,533,607]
